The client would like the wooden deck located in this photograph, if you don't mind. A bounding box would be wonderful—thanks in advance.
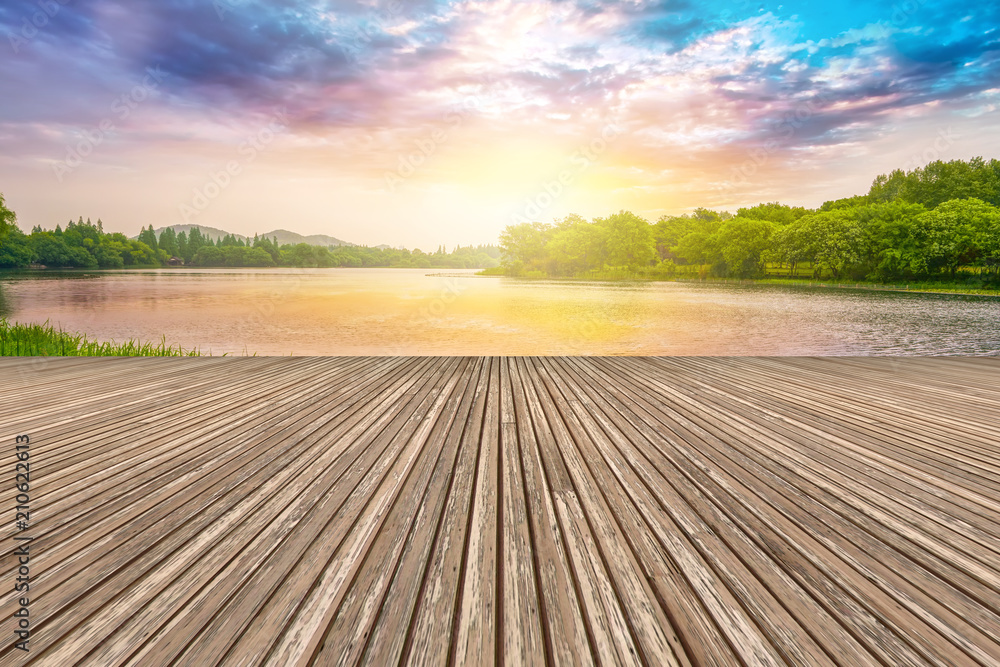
[2,356,1000,666]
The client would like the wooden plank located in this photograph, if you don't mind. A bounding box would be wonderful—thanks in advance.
[188,359,450,666]
[452,356,501,666]
[518,357,631,666]
[507,357,593,667]
[308,358,472,666]
[0,357,405,626]
[359,358,484,666]
[497,358,546,666]
[531,357,682,667]
[401,357,491,667]
[604,357,1000,665]
[1,357,999,667]
[221,356,454,666]
[24,357,442,666]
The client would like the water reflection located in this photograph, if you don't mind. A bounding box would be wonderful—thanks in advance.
[0,268,998,356]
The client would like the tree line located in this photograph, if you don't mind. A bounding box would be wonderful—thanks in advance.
[0,206,500,270]
[499,157,1000,284]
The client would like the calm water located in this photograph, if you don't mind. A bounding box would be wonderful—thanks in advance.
[1,268,998,355]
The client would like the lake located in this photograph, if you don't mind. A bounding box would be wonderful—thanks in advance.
[1,268,998,356]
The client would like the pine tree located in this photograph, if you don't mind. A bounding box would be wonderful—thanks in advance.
[138,225,158,250]
[159,227,179,257]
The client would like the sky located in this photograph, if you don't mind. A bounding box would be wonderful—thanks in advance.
[0,0,997,248]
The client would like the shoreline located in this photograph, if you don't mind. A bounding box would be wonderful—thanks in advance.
[476,271,1000,297]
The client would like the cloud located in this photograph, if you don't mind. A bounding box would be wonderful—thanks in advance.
[2,0,1000,242]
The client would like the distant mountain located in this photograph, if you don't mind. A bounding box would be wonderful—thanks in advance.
[149,224,352,248]
[149,224,246,243]
[258,229,351,247]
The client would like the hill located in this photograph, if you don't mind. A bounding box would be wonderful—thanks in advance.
[149,225,352,247]
[258,229,351,247]
[150,224,245,243]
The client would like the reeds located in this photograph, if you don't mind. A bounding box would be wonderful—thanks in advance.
[0,319,203,356]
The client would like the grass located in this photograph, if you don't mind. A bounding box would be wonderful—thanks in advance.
[0,319,204,356]
[736,277,1000,296]
[480,266,1000,296]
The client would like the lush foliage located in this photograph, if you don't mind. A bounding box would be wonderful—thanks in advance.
[498,157,1000,285]
[0,217,160,269]
[0,215,501,270]
[0,193,15,243]
[187,232,500,269]
[0,319,201,356]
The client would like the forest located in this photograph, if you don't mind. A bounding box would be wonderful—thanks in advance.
[498,157,1000,285]
[3,156,999,282]
[0,203,500,270]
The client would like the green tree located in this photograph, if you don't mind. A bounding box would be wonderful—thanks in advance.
[819,195,870,212]
[193,246,225,266]
[498,222,552,275]
[31,232,97,268]
[0,227,33,268]
[94,238,126,269]
[138,224,158,251]
[853,201,927,280]
[765,221,816,276]
[868,169,910,204]
[252,234,281,264]
[916,198,999,278]
[0,193,16,243]
[187,227,207,260]
[902,159,1000,209]
[653,215,698,261]
[716,217,777,277]
[177,231,190,264]
[797,210,870,279]
[597,211,655,270]
[158,227,179,257]
[546,222,606,275]
[736,202,810,225]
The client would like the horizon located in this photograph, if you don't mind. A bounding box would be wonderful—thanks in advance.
[1,0,997,248]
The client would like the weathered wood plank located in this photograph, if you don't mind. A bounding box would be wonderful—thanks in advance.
[452,356,501,666]
[497,359,545,666]
[1,356,999,667]
[508,357,593,667]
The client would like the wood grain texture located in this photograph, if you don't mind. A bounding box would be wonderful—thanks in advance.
[2,356,999,666]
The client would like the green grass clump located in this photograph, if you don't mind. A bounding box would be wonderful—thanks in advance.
[708,277,1000,296]
[0,319,202,356]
